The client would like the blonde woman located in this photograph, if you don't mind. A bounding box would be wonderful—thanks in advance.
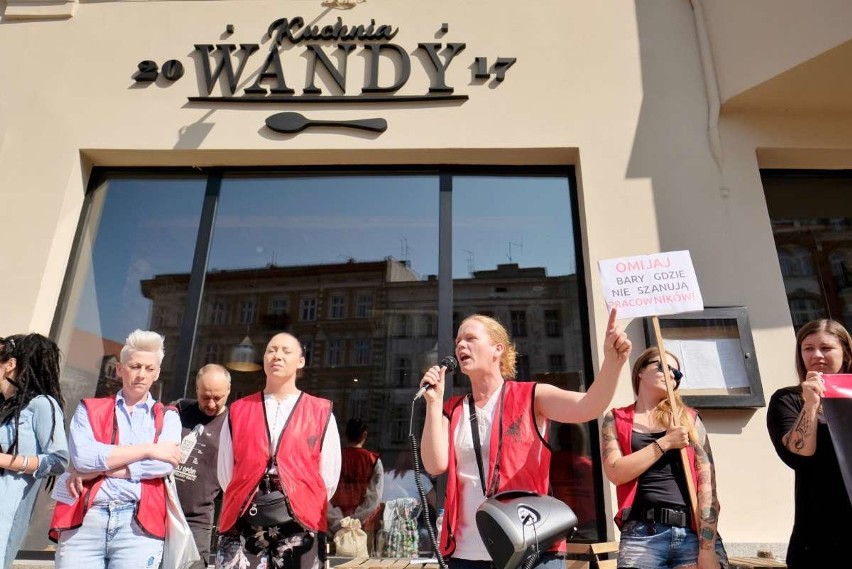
[600,347,727,569]
[419,309,630,569]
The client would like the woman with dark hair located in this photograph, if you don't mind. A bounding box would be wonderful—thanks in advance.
[767,319,852,568]
[600,347,728,569]
[217,332,341,569]
[0,334,69,569]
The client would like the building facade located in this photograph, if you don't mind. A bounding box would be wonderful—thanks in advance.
[4,0,852,560]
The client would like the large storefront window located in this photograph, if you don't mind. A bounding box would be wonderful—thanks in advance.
[763,171,852,331]
[31,167,600,554]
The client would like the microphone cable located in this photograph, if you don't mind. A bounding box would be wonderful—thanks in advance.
[409,398,449,569]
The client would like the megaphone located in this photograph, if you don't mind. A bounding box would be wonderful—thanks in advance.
[475,491,578,569]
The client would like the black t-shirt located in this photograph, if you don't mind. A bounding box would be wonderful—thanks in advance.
[767,386,852,567]
[629,430,689,517]
[171,398,228,527]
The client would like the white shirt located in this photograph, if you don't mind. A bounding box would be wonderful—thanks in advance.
[217,393,341,500]
[452,390,500,561]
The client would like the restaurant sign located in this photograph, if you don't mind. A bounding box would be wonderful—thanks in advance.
[132,17,516,134]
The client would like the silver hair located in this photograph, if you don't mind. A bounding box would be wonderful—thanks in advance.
[196,363,231,387]
[120,329,165,365]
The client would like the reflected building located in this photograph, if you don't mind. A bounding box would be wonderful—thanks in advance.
[773,218,852,329]
[140,258,584,449]
[61,329,124,417]
[140,258,420,414]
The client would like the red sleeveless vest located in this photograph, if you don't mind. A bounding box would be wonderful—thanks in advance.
[218,391,333,533]
[440,381,560,558]
[331,447,380,516]
[611,403,700,531]
[49,397,172,542]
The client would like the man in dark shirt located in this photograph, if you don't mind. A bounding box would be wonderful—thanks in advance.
[171,363,231,568]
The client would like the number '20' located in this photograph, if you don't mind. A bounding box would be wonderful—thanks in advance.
[133,60,185,82]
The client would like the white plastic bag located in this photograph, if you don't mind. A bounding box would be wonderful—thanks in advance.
[162,474,201,569]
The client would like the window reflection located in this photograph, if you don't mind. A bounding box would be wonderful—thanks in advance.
[763,172,852,331]
[41,170,595,556]
[26,177,206,551]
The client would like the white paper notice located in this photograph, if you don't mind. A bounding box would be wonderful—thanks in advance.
[665,338,749,390]
[598,250,704,319]
[51,472,78,505]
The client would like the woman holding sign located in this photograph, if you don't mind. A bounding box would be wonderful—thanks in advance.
[419,308,631,569]
[600,347,728,569]
[766,319,852,568]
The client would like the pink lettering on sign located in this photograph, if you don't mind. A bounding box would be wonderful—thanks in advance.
[614,257,671,273]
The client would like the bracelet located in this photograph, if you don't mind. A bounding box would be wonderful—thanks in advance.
[17,456,29,474]
[652,440,665,457]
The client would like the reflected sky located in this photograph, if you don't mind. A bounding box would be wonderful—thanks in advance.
[75,174,576,342]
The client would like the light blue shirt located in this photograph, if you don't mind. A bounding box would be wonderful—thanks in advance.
[0,395,68,569]
[69,390,181,504]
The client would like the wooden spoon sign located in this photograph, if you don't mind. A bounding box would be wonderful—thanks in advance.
[265,112,387,134]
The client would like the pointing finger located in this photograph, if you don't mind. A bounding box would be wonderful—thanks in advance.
[607,307,618,332]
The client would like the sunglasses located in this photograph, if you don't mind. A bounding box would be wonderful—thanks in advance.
[646,359,683,385]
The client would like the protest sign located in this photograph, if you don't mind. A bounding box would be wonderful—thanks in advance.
[823,374,852,505]
[599,250,705,527]
[598,250,704,319]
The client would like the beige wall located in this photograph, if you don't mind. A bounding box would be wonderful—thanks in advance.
[4,0,852,554]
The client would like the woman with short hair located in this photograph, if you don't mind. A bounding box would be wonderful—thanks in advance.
[217,332,342,569]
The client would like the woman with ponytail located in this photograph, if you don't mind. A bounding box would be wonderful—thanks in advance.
[0,334,69,568]
[600,347,728,569]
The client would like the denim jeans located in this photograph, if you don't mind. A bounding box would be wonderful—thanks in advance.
[55,501,164,569]
[617,520,729,569]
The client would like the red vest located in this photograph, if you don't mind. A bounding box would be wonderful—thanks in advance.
[611,403,700,531]
[440,381,560,558]
[218,391,333,533]
[331,447,380,516]
[49,397,172,542]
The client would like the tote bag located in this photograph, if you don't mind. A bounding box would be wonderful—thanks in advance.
[162,474,201,569]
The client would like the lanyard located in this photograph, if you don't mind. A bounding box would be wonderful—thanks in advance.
[466,383,506,497]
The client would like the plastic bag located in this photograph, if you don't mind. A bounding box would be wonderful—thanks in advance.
[379,498,421,558]
[162,475,201,569]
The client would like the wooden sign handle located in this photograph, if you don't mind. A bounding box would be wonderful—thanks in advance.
[650,315,700,531]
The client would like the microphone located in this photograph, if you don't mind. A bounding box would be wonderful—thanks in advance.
[413,355,459,401]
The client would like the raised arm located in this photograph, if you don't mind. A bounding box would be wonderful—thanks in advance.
[781,373,822,457]
[536,308,631,423]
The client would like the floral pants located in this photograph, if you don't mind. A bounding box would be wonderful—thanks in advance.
[216,519,324,569]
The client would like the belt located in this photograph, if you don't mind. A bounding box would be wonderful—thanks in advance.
[643,507,688,527]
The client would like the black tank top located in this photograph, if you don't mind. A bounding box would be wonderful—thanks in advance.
[629,430,690,517]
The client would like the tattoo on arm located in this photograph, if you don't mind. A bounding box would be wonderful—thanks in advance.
[788,410,812,453]
[600,414,619,465]
[694,417,720,549]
